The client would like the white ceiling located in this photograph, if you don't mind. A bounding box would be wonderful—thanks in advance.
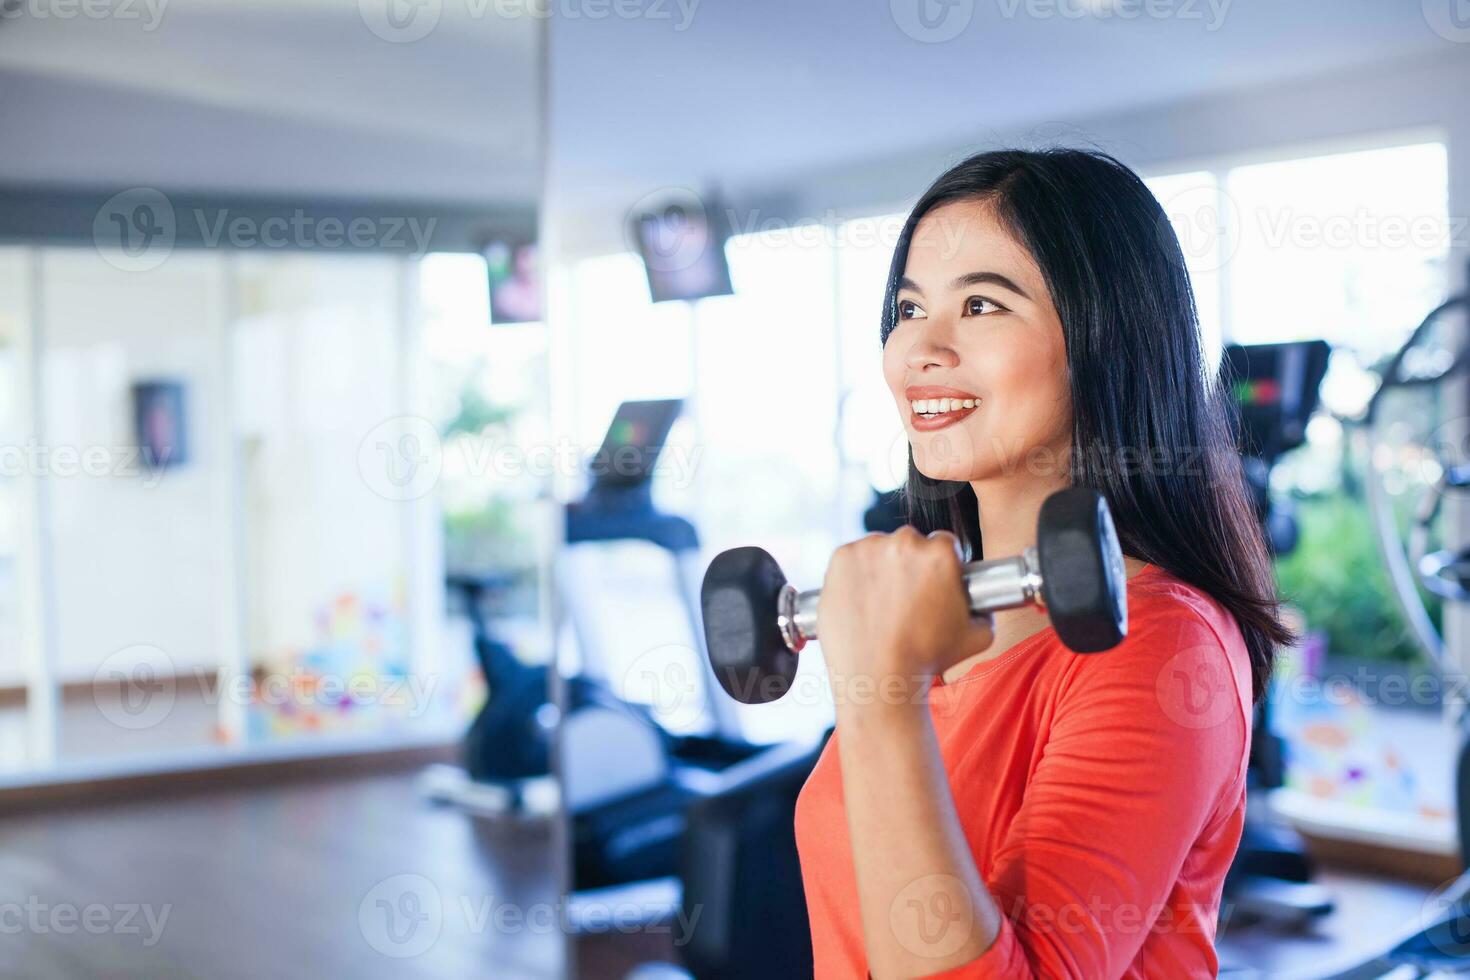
[549,0,1464,206]
[0,0,543,202]
[1,1,1462,211]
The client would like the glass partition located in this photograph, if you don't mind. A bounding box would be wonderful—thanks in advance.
[0,247,33,772]
[39,247,231,762]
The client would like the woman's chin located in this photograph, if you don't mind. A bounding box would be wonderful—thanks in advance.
[914,462,983,485]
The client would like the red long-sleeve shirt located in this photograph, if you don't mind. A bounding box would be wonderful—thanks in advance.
[794,563,1252,979]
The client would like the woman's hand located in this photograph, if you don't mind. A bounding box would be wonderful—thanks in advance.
[817,526,995,711]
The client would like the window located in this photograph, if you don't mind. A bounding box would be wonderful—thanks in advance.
[1141,170,1224,365]
[835,212,909,500]
[1147,139,1455,840]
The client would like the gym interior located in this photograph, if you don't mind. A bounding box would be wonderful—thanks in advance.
[3,2,1470,979]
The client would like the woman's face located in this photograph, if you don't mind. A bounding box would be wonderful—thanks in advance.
[882,198,1073,486]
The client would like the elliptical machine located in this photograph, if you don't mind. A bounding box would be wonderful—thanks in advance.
[1314,280,1470,978]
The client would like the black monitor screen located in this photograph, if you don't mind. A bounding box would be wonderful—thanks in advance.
[588,398,685,490]
[484,240,540,324]
[630,197,733,303]
[1221,340,1330,463]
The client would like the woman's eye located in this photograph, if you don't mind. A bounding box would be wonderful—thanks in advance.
[964,296,1004,317]
[897,299,927,320]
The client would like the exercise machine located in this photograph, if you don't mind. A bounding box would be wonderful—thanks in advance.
[1309,281,1470,978]
[430,400,767,893]
[557,399,768,891]
[1219,340,1338,926]
[560,398,741,738]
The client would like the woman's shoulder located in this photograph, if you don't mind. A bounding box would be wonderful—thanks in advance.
[1122,562,1251,660]
[1054,562,1253,761]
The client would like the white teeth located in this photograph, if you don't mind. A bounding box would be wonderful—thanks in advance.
[911,397,977,416]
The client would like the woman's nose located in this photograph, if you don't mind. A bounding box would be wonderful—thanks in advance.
[905,335,960,371]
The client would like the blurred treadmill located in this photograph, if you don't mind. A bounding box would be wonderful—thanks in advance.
[560,398,743,742]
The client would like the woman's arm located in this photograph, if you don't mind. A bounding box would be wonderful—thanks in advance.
[817,526,1008,977]
[836,696,1005,978]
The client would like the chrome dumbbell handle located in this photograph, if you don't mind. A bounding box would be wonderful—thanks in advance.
[774,547,1044,655]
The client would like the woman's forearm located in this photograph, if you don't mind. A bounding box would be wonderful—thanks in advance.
[835,692,1006,978]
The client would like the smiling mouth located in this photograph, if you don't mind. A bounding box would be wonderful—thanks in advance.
[909,396,977,419]
[907,396,979,431]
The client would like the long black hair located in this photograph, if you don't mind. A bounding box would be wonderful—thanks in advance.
[881,147,1291,702]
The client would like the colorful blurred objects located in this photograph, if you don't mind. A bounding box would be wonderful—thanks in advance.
[247,582,477,741]
[1272,634,1450,822]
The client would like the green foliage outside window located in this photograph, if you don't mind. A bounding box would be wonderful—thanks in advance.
[1274,488,1442,664]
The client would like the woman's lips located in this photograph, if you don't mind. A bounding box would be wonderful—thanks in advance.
[905,387,980,432]
[910,402,978,431]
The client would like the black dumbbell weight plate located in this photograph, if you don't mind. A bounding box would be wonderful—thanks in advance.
[1036,488,1128,653]
[700,547,800,704]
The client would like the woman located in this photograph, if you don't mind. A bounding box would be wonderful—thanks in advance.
[793,148,1292,979]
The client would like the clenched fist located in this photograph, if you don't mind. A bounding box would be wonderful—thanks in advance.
[816,526,995,710]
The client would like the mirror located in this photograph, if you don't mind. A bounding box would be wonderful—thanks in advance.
[0,4,556,977]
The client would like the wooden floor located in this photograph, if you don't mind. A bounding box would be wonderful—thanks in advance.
[0,771,563,979]
[580,866,1441,979]
[0,767,1448,980]
[1216,866,1437,979]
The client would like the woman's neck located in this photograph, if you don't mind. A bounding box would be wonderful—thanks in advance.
[939,473,1143,686]
[971,476,1057,563]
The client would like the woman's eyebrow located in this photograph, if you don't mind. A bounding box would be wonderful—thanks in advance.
[897,272,1030,300]
[950,270,1030,300]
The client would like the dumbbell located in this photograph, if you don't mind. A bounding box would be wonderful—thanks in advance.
[700,487,1128,704]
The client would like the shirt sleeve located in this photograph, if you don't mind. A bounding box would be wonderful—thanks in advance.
[917,606,1251,980]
